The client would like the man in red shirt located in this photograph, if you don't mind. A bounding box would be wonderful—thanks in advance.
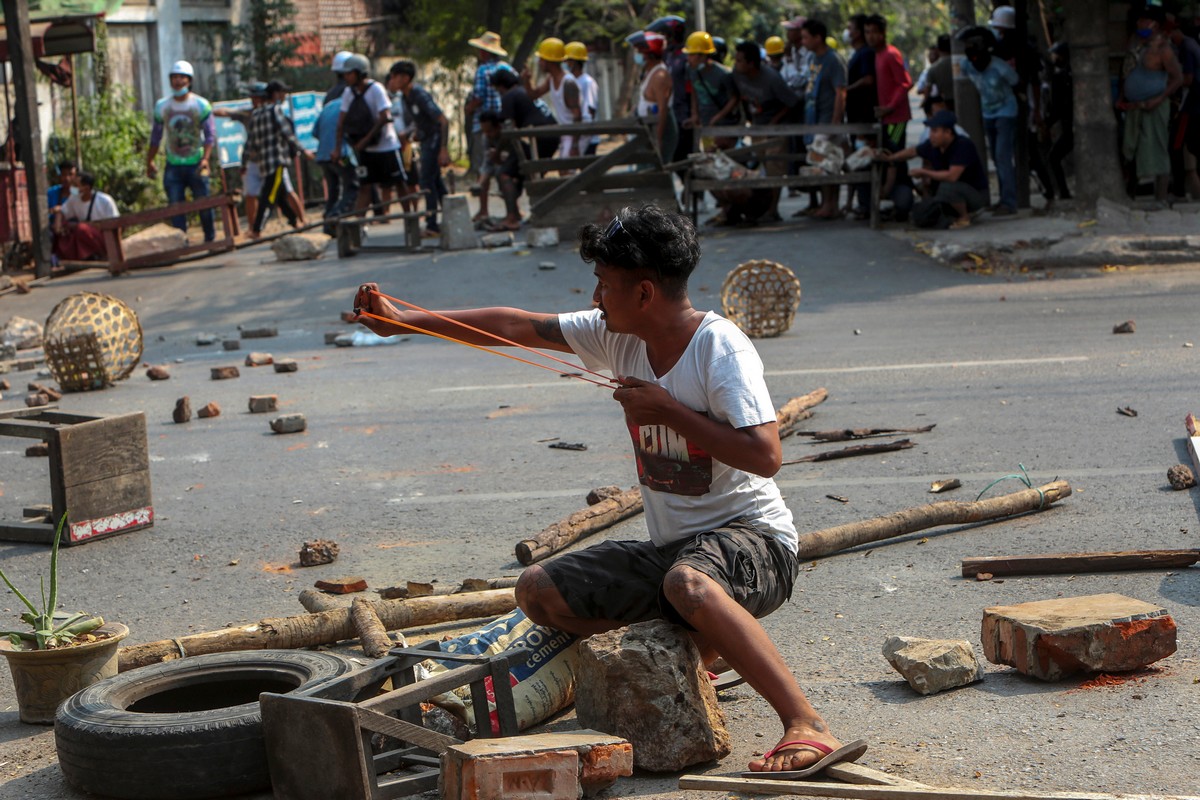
[865,14,913,201]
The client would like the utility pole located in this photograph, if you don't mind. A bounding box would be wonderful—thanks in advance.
[950,0,986,165]
[694,0,706,32]
[2,0,52,278]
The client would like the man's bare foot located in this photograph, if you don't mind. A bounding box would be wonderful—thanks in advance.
[748,725,843,772]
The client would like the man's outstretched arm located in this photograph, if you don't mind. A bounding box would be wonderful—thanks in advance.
[351,282,574,353]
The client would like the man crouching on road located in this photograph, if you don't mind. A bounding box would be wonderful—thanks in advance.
[351,205,865,775]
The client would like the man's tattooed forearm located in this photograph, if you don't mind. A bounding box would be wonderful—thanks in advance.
[532,316,567,345]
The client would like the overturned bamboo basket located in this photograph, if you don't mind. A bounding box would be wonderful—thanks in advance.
[43,292,143,391]
[720,260,802,338]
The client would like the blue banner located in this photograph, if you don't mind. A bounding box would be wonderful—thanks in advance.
[288,92,323,154]
[213,99,252,168]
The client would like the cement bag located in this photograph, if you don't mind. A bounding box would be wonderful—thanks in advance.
[423,608,579,734]
[806,135,845,175]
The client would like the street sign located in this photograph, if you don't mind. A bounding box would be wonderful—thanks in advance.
[288,91,323,153]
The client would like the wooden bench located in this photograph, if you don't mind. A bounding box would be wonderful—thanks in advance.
[88,194,240,275]
[335,209,427,258]
[685,122,886,229]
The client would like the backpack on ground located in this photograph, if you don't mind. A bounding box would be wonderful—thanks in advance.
[344,82,382,148]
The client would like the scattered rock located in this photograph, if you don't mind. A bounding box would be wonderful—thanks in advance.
[270,413,307,434]
[222,339,241,351]
[377,586,409,600]
[122,222,187,261]
[982,593,1177,681]
[0,378,9,391]
[480,231,515,248]
[1117,406,1138,417]
[195,332,219,346]
[24,392,49,407]
[239,325,278,339]
[314,576,367,594]
[299,539,340,567]
[2,316,44,349]
[173,397,192,423]
[538,261,556,270]
[1168,464,1196,490]
[211,366,240,380]
[324,332,341,345]
[248,395,278,414]
[586,486,625,505]
[25,442,48,457]
[575,620,729,771]
[146,366,170,381]
[527,227,560,248]
[1113,320,1136,334]
[273,358,298,373]
[244,352,273,367]
[271,233,331,261]
[197,401,221,418]
[882,636,984,695]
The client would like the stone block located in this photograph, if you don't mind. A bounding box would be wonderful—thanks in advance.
[222,339,241,351]
[195,332,218,346]
[248,395,278,414]
[527,227,560,248]
[441,731,632,800]
[273,358,299,373]
[2,316,42,349]
[982,593,1177,681]
[25,392,49,407]
[245,352,273,367]
[324,332,341,345]
[197,401,221,418]
[270,413,306,434]
[480,231,515,248]
[239,325,278,339]
[211,366,240,380]
[173,397,192,424]
[441,193,479,251]
[574,620,729,771]
[882,636,984,695]
[271,233,331,261]
[122,222,187,262]
[146,366,170,380]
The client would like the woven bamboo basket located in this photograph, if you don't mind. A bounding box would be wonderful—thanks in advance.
[43,293,142,391]
[719,260,802,338]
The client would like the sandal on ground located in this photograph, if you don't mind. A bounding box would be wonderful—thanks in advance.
[707,669,746,691]
[949,217,972,230]
[743,738,869,780]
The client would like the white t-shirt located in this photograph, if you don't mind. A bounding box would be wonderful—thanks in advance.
[558,308,798,553]
[339,81,401,153]
[63,190,119,223]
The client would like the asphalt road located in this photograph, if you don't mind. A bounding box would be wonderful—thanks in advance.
[1,216,1198,799]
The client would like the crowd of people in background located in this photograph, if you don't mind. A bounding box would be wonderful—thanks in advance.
[42,1,1200,255]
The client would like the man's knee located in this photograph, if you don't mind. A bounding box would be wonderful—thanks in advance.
[662,565,716,621]
[515,566,557,625]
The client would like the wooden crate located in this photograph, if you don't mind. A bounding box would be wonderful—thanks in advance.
[0,408,153,545]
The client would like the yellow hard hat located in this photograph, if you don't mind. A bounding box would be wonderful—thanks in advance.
[826,35,839,50]
[682,31,716,55]
[537,37,567,62]
[765,36,785,56]
[564,41,589,61]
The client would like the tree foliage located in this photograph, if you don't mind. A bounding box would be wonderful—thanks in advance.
[230,0,300,82]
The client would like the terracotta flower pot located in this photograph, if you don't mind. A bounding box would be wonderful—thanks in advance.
[0,622,129,724]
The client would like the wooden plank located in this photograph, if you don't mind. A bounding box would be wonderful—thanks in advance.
[356,706,460,753]
[825,763,930,788]
[0,419,59,440]
[63,469,153,526]
[689,174,873,192]
[678,775,1200,800]
[119,239,236,272]
[90,194,238,230]
[528,170,677,197]
[358,662,493,713]
[27,411,101,425]
[57,413,148,487]
[501,119,648,138]
[961,549,1200,578]
[523,155,603,174]
[697,122,880,138]
[261,693,375,800]
[530,138,649,216]
[0,522,55,544]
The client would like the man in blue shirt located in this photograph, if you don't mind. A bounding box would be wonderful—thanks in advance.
[883,110,988,229]
[388,61,450,237]
[961,39,1019,214]
[313,82,358,235]
[47,160,76,229]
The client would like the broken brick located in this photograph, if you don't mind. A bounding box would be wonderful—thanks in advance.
[299,539,339,566]
[197,401,221,418]
[270,413,306,434]
[273,358,298,373]
[240,325,278,339]
[314,576,368,594]
[211,366,240,380]
[25,442,48,457]
[173,397,192,423]
[0,379,9,391]
[1113,320,1136,334]
[248,395,278,414]
[28,382,62,401]
[146,366,171,380]
[245,352,273,367]
[441,731,632,800]
[982,593,1177,681]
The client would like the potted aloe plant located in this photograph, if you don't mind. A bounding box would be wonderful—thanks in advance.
[0,514,128,723]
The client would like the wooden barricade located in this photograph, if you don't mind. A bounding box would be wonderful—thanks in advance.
[686,122,886,229]
[90,194,240,275]
[501,119,679,233]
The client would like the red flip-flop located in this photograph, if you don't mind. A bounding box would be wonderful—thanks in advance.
[742,738,869,780]
[707,669,745,691]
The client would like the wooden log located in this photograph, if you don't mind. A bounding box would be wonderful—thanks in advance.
[515,487,644,565]
[458,576,520,592]
[777,388,828,438]
[800,424,936,442]
[961,549,1200,578]
[117,588,516,671]
[351,597,394,659]
[678,775,1200,800]
[795,481,1072,560]
[783,439,915,465]
[298,589,349,613]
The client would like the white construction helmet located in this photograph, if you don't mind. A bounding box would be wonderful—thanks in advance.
[990,6,1016,29]
[170,60,195,78]
[331,51,353,73]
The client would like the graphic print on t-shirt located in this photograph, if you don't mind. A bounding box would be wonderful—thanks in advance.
[629,421,713,496]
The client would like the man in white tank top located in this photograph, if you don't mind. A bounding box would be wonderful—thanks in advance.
[566,41,602,155]
[522,38,582,159]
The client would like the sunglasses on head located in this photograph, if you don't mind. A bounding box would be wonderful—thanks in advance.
[604,216,625,240]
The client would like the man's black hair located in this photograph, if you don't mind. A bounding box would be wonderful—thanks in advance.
[865,14,887,34]
[735,40,762,68]
[801,19,828,40]
[479,109,502,127]
[389,60,416,79]
[849,13,869,31]
[490,68,519,89]
[578,205,700,299]
[58,160,77,174]
[936,34,952,52]
[78,172,96,188]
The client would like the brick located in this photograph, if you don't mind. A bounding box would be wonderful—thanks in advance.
[16,359,37,371]
[197,401,221,418]
[239,325,278,339]
[0,379,9,391]
[248,395,278,414]
[270,413,306,434]
[25,442,48,457]
[222,339,241,351]
[441,731,631,800]
[245,352,273,367]
[314,576,367,594]
[273,358,298,373]
[173,396,192,423]
[28,382,62,401]
[982,593,1177,681]
[211,366,240,380]
[146,365,171,380]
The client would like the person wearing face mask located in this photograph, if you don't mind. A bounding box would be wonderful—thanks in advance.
[146,60,217,242]
[52,172,119,263]
[628,30,677,163]
[961,34,1020,214]
[1118,5,1182,205]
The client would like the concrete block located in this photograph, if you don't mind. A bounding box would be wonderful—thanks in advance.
[271,233,331,261]
[982,593,1177,681]
[211,366,240,380]
[528,227,560,248]
[882,636,983,695]
[122,222,187,261]
[441,193,479,251]
[270,413,307,434]
[248,395,278,414]
[239,325,278,339]
[245,352,274,367]
[222,339,241,351]
[274,358,299,373]
[441,731,632,800]
[480,231,515,248]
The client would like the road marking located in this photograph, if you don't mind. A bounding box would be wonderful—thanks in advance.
[429,356,1090,392]
[767,355,1089,377]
